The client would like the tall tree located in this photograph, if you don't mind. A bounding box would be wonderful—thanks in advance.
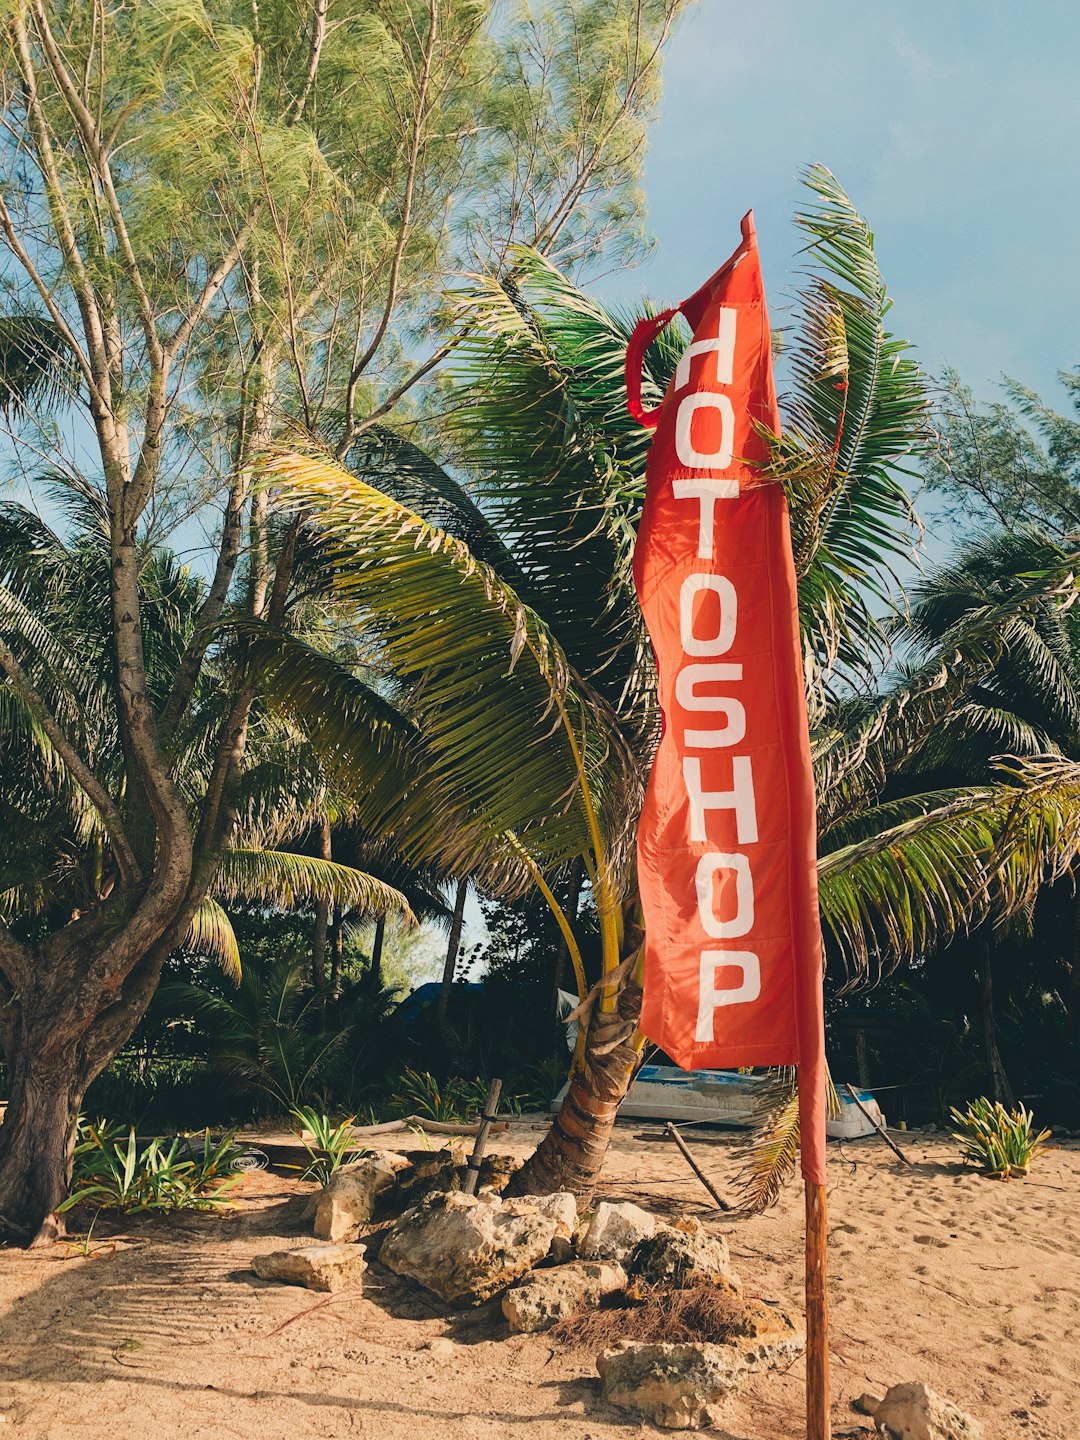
[0,0,685,1241]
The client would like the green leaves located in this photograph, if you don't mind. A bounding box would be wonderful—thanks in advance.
[0,316,79,415]
[184,896,241,983]
[818,761,1080,981]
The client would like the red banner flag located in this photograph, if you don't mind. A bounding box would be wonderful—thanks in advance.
[628,213,827,1184]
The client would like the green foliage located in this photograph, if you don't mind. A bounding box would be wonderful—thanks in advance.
[733,1083,801,1215]
[59,1121,239,1215]
[0,315,79,415]
[949,1097,1052,1179]
[288,1106,365,1186]
[163,954,350,1112]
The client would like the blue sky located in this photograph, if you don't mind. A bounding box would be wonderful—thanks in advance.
[597,0,1080,408]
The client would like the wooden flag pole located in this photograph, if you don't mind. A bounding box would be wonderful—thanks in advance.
[805,1179,830,1440]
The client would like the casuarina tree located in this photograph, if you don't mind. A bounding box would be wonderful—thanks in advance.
[0,0,686,1241]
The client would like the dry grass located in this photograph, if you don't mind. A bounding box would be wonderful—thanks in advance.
[549,1281,755,1351]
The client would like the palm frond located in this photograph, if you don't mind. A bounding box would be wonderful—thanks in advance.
[184,896,242,982]
[262,448,641,878]
[775,165,931,683]
[445,249,661,719]
[214,849,414,921]
[734,1076,800,1214]
[817,764,1080,981]
[0,315,79,414]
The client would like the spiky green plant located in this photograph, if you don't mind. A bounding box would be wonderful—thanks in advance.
[59,1121,239,1215]
[288,1106,365,1186]
[390,1069,490,1124]
[950,1097,1051,1179]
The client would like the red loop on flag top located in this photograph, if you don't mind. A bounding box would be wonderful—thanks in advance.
[624,307,681,429]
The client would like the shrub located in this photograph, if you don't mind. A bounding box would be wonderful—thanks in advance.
[949,1097,1051,1179]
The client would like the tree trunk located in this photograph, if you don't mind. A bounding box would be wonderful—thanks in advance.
[979,943,1016,1109]
[368,914,386,993]
[0,1021,84,1244]
[509,923,644,1198]
[855,1028,870,1089]
[329,905,344,997]
[436,878,468,1023]
[311,814,332,992]
[0,911,191,1244]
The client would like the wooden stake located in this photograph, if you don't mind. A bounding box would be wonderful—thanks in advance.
[462,1078,502,1196]
[805,1179,830,1440]
[665,1122,731,1210]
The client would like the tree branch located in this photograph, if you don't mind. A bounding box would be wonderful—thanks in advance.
[30,1,163,373]
[0,636,141,890]
[337,0,439,457]
[10,13,113,414]
[283,0,328,125]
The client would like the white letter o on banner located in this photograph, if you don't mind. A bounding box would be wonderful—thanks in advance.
[695,852,754,938]
[675,392,735,470]
[679,574,737,656]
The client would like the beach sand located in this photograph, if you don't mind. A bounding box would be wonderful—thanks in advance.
[0,1119,1076,1439]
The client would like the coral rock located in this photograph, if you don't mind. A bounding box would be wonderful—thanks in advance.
[314,1151,410,1241]
[597,1331,803,1430]
[578,1201,656,1261]
[379,1190,575,1306]
[626,1227,740,1291]
[874,1382,983,1440]
[501,1261,626,1333]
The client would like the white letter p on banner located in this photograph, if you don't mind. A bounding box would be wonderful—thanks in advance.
[695,950,762,1041]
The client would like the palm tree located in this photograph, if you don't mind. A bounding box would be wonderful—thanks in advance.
[259,169,1080,1196]
[0,480,412,1237]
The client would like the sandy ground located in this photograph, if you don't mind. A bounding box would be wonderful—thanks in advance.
[0,1118,1076,1440]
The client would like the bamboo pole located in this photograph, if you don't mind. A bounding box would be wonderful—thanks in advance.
[805,1179,830,1440]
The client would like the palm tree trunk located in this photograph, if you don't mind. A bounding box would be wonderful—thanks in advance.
[509,918,644,1198]
[436,878,468,1023]
[311,814,332,991]
[979,942,1016,1109]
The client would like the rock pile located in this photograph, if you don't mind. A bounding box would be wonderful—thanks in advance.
[312,1147,522,1243]
[249,1144,817,1433]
